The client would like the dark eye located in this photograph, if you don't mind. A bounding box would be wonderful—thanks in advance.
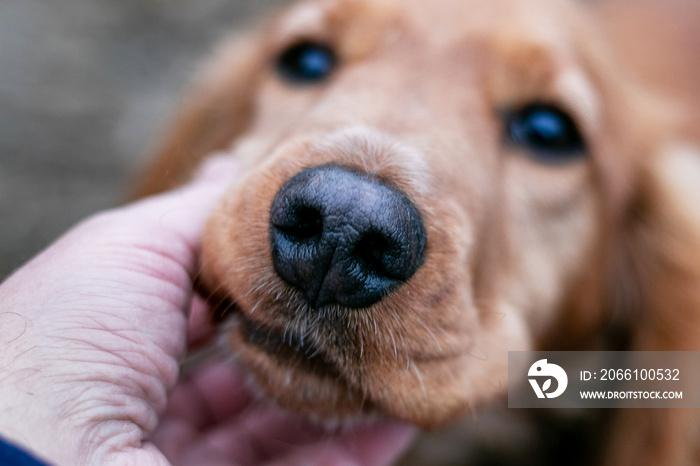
[276,42,337,85]
[506,104,586,162]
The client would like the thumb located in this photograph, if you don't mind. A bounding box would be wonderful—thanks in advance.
[118,154,240,252]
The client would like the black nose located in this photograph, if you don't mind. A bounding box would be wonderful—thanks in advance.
[270,164,426,309]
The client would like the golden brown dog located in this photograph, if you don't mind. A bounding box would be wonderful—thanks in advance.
[133,0,700,463]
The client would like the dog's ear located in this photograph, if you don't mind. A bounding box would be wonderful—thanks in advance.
[128,30,270,199]
[604,142,700,466]
[624,142,700,352]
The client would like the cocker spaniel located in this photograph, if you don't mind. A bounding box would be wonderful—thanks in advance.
[133,0,700,463]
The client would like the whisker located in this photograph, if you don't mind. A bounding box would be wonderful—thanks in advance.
[388,328,398,363]
[416,316,443,352]
[410,360,428,407]
[359,331,364,359]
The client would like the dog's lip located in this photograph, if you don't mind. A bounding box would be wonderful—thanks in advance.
[210,295,344,379]
[210,295,463,367]
[236,312,344,379]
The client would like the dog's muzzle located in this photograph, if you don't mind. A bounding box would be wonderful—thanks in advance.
[270,163,426,309]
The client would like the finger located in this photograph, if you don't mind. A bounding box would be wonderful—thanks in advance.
[187,294,215,347]
[198,405,415,466]
[197,404,326,465]
[263,421,416,466]
[148,417,198,463]
[163,362,255,430]
[115,154,240,254]
[150,362,255,464]
[149,417,236,466]
[178,442,242,466]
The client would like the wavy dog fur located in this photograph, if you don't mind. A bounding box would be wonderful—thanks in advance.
[133,0,700,463]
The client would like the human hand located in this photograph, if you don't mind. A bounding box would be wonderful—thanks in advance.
[150,361,415,466]
[0,156,415,466]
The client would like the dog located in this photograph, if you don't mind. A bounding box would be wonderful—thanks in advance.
[132,0,700,463]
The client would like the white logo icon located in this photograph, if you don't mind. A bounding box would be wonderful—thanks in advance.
[528,359,568,399]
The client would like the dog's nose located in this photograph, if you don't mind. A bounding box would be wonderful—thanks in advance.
[270,164,426,309]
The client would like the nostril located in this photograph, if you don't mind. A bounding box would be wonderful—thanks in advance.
[354,231,393,278]
[275,205,323,242]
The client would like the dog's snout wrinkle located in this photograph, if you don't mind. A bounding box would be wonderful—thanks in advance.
[270,163,426,309]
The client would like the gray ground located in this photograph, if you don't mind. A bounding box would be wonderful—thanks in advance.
[0,0,287,279]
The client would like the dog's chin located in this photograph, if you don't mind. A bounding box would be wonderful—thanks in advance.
[219,303,382,427]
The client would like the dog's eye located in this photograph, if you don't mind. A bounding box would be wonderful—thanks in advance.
[506,104,586,162]
[276,42,336,85]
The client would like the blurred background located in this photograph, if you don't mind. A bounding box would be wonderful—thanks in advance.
[0,0,288,279]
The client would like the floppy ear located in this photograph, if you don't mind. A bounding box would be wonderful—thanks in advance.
[604,142,700,466]
[128,30,269,199]
[626,142,700,352]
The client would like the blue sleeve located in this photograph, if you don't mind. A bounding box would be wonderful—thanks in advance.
[0,437,48,466]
